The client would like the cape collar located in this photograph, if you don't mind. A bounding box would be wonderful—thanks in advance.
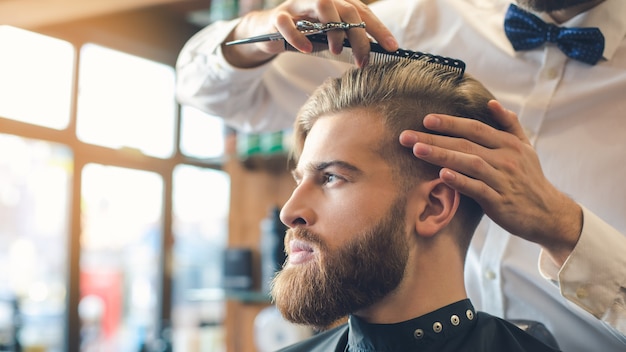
[346,299,477,352]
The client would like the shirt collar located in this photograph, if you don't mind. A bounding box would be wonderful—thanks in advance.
[583,0,626,60]
[536,0,626,61]
[346,299,477,352]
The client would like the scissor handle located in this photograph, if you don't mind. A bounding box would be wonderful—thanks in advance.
[225,21,366,46]
[296,20,366,33]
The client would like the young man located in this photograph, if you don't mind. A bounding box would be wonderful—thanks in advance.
[271,60,559,351]
[176,0,626,350]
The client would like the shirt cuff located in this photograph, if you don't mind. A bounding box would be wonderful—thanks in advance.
[539,205,626,319]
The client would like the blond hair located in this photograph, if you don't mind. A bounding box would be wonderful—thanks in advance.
[293,59,500,251]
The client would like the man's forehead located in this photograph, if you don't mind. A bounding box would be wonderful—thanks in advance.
[299,111,386,164]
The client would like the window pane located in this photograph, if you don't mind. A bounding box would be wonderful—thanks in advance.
[0,133,72,351]
[180,106,225,159]
[172,165,229,351]
[76,44,176,158]
[0,26,74,129]
[80,164,163,351]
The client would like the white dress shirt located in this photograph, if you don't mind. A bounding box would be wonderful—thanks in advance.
[175,0,626,350]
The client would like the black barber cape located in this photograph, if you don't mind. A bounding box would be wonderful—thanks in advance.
[277,299,560,352]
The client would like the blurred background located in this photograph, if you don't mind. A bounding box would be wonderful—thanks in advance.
[0,0,305,351]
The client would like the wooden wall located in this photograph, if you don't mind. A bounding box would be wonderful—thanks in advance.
[222,153,295,352]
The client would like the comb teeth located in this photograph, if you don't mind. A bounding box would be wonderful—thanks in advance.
[285,34,466,77]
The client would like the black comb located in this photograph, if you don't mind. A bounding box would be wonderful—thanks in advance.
[285,33,466,77]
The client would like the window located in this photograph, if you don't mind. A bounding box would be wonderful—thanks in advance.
[80,164,163,351]
[0,25,74,129]
[0,26,229,351]
[171,165,229,350]
[179,105,226,160]
[0,134,72,351]
[76,44,176,158]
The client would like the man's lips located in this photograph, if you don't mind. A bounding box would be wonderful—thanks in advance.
[288,239,315,265]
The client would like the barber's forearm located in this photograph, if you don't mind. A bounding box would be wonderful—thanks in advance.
[175,16,278,130]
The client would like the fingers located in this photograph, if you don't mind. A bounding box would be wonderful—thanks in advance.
[330,0,370,65]
[323,0,398,65]
[438,168,499,213]
[487,100,529,143]
[399,124,510,189]
[314,0,367,61]
[410,102,525,153]
[341,0,397,50]
[407,135,500,189]
[275,12,313,53]
[406,101,526,150]
[396,101,529,213]
[421,114,506,150]
[399,133,503,212]
[272,0,397,66]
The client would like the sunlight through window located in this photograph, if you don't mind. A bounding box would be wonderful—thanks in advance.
[180,105,226,159]
[76,44,176,158]
[0,26,74,129]
[0,133,72,350]
[80,163,163,351]
[171,165,229,351]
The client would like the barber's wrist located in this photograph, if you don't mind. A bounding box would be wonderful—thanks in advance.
[541,195,583,267]
[222,12,279,68]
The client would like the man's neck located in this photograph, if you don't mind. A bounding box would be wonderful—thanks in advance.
[354,236,468,324]
[548,0,605,23]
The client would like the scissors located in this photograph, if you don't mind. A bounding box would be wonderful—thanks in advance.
[225,20,366,46]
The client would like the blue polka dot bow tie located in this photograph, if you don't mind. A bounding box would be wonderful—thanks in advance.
[504,4,605,65]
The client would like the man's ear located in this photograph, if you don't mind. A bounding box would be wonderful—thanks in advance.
[413,178,460,237]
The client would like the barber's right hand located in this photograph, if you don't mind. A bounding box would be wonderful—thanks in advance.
[224,0,398,68]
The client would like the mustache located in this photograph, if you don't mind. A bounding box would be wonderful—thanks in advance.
[286,227,324,246]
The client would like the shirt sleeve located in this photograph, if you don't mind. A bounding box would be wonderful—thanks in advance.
[174,18,352,133]
[538,205,626,338]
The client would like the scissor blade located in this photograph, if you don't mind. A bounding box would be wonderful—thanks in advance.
[225,32,285,46]
[225,29,332,46]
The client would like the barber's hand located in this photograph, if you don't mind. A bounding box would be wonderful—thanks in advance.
[399,100,582,265]
[223,0,398,68]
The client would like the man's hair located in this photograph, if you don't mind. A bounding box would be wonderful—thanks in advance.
[293,59,500,252]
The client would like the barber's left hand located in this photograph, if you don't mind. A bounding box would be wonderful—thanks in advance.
[399,100,582,265]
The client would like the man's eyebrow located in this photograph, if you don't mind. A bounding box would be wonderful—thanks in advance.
[310,160,362,174]
[292,160,363,180]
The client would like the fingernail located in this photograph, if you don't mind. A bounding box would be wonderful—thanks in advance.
[399,132,418,145]
[385,36,398,50]
[424,115,441,128]
[414,143,431,156]
[441,169,456,181]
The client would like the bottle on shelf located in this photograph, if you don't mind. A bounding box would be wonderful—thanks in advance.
[259,206,287,295]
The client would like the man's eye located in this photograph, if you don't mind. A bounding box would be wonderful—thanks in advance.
[322,173,340,185]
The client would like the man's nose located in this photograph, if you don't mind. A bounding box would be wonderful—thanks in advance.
[279,183,317,228]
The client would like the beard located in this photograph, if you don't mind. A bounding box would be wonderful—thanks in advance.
[516,0,601,12]
[271,196,410,329]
